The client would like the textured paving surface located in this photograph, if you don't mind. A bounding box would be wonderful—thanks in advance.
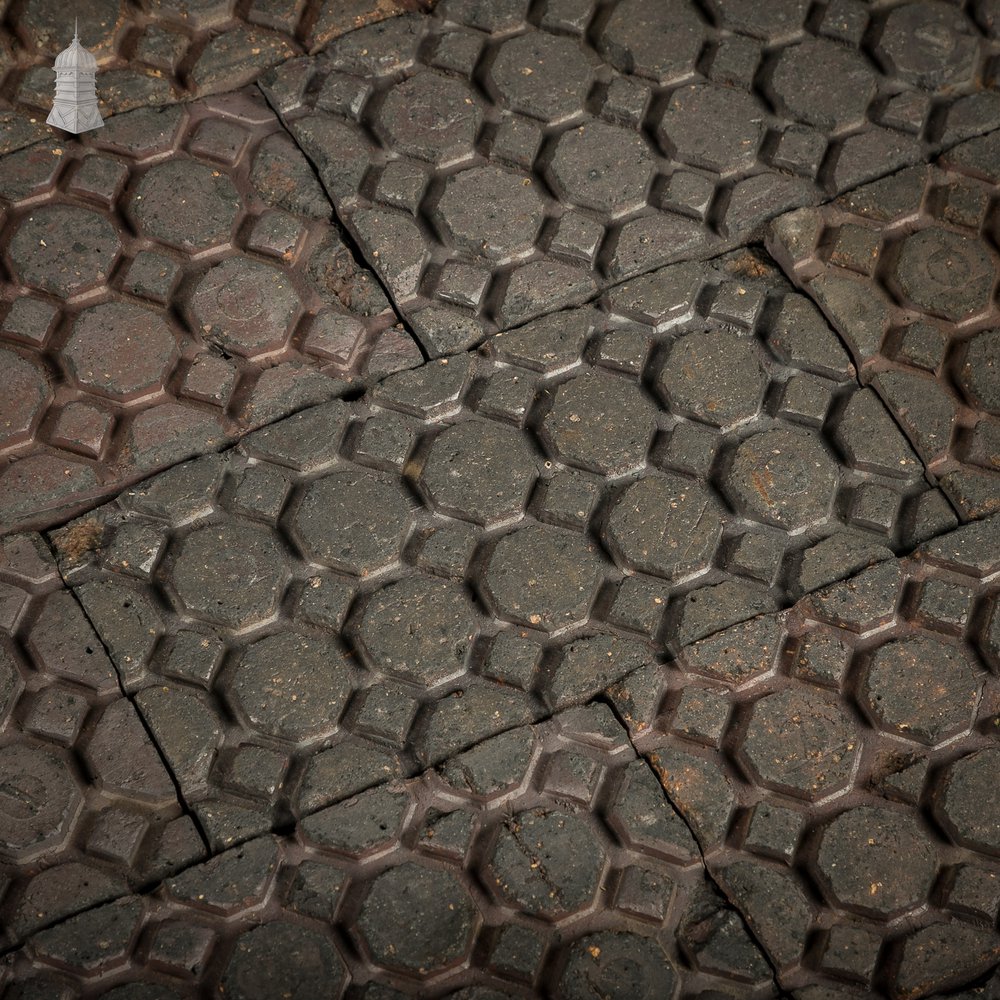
[0,531,205,952]
[0,0,432,157]
[0,86,422,533]
[261,0,1000,350]
[41,249,959,855]
[767,129,1000,524]
[0,704,782,998]
[2,1,1000,997]
[610,515,1000,998]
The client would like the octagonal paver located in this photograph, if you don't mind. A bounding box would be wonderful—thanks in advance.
[379,71,483,165]
[357,862,476,972]
[559,931,678,1000]
[489,808,605,918]
[724,427,839,530]
[0,540,204,949]
[894,227,995,321]
[875,2,979,90]
[133,159,242,251]
[293,468,413,576]
[862,635,982,745]
[601,494,999,990]
[0,744,81,863]
[0,349,50,449]
[357,575,478,687]
[605,473,723,580]
[938,746,1000,854]
[766,131,1000,521]
[492,32,595,123]
[420,419,537,525]
[740,687,860,799]
[63,302,177,401]
[267,0,1000,355]
[959,329,1000,414]
[19,0,122,56]
[548,121,654,214]
[770,39,877,130]
[816,806,937,915]
[485,523,604,632]
[0,89,422,535]
[599,0,705,83]
[220,921,347,1000]
[432,165,543,261]
[170,520,289,629]
[190,257,303,359]
[659,83,766,175]
[9,205,120,297]
[230,632,352,742]
[0,705,781,991]
[657,327,766,428]
[542,369,657,474]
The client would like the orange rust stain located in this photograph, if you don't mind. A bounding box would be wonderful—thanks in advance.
[750,467,774,506]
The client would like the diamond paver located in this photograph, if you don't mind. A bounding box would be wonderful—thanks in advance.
[0,89,421,533]
[0,0,433,157]
[767,129,1000,522]
[0,532,204,951]
[262,1,1000,349]
[609,514,1000,996]
[0,705,780,997]
[43,248,959,855]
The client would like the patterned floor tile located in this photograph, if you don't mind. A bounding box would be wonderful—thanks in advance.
[0,705,779,999]
[607,516,1000,998]
[0,531,205,952]
[0,0,433,156]
[44,248,956,853]
[767,128,1000,522]
[0,87,422,533]
[260,0,1000,350]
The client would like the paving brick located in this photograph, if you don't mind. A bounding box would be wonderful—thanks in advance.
[262,1,1000,347]
[0,705,777,998]
[0,91,420,533]
[611,514,1000,995]
[37,247,963,868]
[767,133,1000,521]
[0,532,204,951]
[0,0,432,157]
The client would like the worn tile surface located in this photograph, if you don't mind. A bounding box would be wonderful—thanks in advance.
[0,0,434,157]
[1,2,1000,995]
[260,0,1000,350]
[42,249,958,855]
[767,129,1000,523]
[608,515,1000,998]
[0,87,422,534]
[0,703,782,998]
[0,531,205,951]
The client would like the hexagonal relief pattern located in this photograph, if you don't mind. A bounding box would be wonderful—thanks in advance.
[262,0,1000,350]
[43,249,959,857]
[609,513,1000,997]
[0,704,783,998]
[0,0,431,158]
[767,130,1000,522]
[0,531,205,951]
[0,88,421,533]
